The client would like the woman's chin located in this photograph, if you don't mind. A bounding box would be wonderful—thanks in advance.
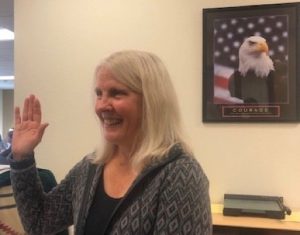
[103,135,120,144]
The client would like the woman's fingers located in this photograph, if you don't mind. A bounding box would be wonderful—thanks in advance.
[27,95,34,121]
[14,107,21,125]
[22,96,29,121]
[38,123,49,139]
[33,97,42,123]
[12,95,48,159]
[21,95,42,122]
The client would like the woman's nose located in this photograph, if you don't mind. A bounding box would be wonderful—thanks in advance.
[97,96,113,111]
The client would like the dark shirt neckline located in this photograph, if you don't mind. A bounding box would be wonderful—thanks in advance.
[84,170,122,235]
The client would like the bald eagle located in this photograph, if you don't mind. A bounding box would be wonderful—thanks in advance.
[228,36,287,104]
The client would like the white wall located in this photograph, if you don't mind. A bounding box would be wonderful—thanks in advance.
[0,89,14,140]
[15,0,300,209]
[0,90,3,136]
[3,90,14,136]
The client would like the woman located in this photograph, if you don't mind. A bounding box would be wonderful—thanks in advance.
[10,50,212,235]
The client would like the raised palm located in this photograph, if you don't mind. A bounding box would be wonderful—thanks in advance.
[12,95,48,160]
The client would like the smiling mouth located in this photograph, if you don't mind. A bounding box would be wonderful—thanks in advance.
[103,118,122,127]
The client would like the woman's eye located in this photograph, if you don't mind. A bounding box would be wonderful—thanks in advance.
[95,89,102,98]
[111,89,126,97]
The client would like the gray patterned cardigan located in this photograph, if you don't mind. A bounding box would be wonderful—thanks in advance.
[9,146,212,235]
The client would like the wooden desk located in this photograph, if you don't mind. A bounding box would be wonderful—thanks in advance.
[212,204,300,235]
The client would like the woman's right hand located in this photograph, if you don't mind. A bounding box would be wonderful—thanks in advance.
[12,95,49,161]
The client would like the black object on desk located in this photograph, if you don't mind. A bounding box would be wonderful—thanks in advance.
[223,194,291,219]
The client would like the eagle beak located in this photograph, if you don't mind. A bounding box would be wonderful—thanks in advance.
[257,42,269,53]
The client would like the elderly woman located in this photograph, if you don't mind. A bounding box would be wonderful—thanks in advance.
[10,50,212,235]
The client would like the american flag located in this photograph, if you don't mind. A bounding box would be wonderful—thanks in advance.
[213,15,289,104]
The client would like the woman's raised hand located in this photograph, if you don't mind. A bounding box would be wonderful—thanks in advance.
[12,95,49,161]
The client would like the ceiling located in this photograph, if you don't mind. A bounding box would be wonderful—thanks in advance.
[0,0,14,89]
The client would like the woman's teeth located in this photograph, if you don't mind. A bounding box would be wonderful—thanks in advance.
[104,118,122,126]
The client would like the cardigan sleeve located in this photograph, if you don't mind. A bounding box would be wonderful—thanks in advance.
[153,158,212,235]
[9,154,87,235]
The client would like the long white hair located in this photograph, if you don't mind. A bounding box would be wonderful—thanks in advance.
[92,50,191,170]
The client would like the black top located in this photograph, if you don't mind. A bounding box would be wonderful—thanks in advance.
[84,170,122,235]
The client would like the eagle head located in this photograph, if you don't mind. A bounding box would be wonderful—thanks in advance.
[238,36,274,78]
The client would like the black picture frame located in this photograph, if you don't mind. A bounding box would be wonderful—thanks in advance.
[202,2,300,122]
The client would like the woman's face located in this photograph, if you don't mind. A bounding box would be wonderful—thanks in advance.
[95,67,142,150]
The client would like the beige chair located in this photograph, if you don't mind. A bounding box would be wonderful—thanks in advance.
[0,185,25,235]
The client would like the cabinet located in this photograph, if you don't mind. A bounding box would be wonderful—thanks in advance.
[213,213,300,235]
[214,225,299,235]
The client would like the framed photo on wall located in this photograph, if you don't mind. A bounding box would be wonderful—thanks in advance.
[202,2,300,122]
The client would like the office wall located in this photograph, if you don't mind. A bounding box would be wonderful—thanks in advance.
[3,90,13,136]
[15,0,300,209]
[0,90,14,138]
[0,90,2,136]
[0,90,14,139]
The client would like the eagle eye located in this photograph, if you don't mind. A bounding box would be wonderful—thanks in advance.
[248,40,256,46]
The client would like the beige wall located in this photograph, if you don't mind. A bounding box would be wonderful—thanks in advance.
[15,0,300,209]
[0,90,2,136]
[3,90,14,136]
[0,89,13,138]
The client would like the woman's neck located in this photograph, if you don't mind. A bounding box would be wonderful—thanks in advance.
[103,149,138,198]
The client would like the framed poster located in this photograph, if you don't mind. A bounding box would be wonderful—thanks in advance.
[202,2,300,122]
